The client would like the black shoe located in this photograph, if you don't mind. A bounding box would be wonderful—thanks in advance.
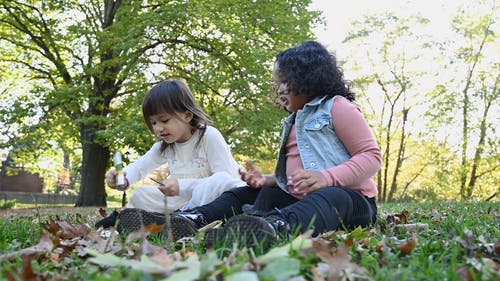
[170,211,207,241]
[265,215,291,237]
[203,227,225,248]
[95,209,119,229]
[116,208,166,235]
[220,214,291,251]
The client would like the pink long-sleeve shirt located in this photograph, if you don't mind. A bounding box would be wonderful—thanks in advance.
[285,97,381,198]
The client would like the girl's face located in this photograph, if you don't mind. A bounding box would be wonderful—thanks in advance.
[149,111,194,143]
[272,62,309,112]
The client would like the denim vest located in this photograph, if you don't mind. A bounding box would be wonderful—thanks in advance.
[274,95,351,192]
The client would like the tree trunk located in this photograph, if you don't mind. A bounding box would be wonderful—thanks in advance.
[459,84,469,199]
[458,21,489,199]
[75,0,121,206]
[75,124,110,206]
[466,85,494,198]
[388,108,409,201]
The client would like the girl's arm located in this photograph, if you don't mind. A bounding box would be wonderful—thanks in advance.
[123,142,166,185]
[203,126,241,176]
[320,98,382,186]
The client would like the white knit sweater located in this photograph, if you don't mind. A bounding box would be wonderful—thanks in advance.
[124,126,245,211]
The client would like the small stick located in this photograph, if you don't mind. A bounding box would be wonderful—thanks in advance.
[149,177,164,186]
[149,177,174,250]
[121,192,127,207]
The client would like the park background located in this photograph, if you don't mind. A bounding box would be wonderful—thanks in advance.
[0,0,498,207]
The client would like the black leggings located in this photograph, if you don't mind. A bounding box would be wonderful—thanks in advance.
[196,185,377,235]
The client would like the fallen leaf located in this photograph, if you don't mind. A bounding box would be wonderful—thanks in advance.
[225,271,259,281]
[395,223,429,233]
[397,236,417,256]
[56,220,91,239]
[386,209,409,224]
[2,253,38,281]
[312,239,368,281]
[1,231,53,261]
[98,208,107,217]
[255,234,312,265]
[165,252,201,281]
[258,257,301,281]
[456,266,473,281]
[86,248,171,275]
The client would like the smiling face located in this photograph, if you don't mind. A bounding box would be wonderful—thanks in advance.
[272,62,309,112]
[149,111,194,144]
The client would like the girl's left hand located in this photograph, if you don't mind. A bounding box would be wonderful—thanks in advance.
[288,169,328,196]
[158,179,179,196]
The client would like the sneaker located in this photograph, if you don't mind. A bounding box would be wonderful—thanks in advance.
[170,211,207,241]
[203,227,225,248]
[95,209,119,229]
[116,208,166,235]
[219,214,291,251]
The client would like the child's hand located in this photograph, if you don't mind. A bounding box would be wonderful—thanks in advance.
[158,179,179,196]
[239,160,265,189]
[105,170,129,190]
[288,169,328,197]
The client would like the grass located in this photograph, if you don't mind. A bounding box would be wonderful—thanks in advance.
[0,200,499,280]
[0,199,16,209]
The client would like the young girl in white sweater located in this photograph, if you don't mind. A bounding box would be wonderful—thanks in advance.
[96,79,244,233]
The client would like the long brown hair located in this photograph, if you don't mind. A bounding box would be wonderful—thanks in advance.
[142,79,212,152]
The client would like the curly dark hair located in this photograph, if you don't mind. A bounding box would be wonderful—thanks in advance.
[274,41,355,102]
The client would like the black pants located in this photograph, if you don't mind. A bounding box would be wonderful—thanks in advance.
[195,185,377,235]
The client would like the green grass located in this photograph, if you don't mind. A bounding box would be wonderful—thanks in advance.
[1,201,498,280]
[0,199,16,209]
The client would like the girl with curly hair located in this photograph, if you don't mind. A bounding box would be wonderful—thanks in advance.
[171,41,381,249]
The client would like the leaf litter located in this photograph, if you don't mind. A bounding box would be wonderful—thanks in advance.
[0,207,499,280]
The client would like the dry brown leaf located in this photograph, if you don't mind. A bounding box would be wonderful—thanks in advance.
[56,220,92,239]
[1,231,54,261]
[386,209,408,224]
[456,266,474,281]
[149,249,182,268]
[98,208,107,217]
[50,251,63,264]
[43,220,61,236]
[397,236,417,256]
[311,262,329,281]
[395,223,429,234]
[311,239,368,281]
[76,229,122,256]
[2,253,39,281]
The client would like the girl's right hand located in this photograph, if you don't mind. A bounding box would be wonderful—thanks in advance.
[239,160,266,189]
[105,170,128,190]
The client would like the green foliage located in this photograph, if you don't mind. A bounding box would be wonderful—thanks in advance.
[0,0,321,205]
[424,0,499,200]
[0,218,40,252]
[0,199,16,209]
[341,1,499,202]
[344,12,433,203]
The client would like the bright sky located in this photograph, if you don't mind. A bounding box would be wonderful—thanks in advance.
[309,0,500,146]
[310,0,465,57]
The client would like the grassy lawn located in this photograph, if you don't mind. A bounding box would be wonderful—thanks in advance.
[0,201,499,280]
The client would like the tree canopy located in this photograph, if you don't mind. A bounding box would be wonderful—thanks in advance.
[0,0,321,205]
